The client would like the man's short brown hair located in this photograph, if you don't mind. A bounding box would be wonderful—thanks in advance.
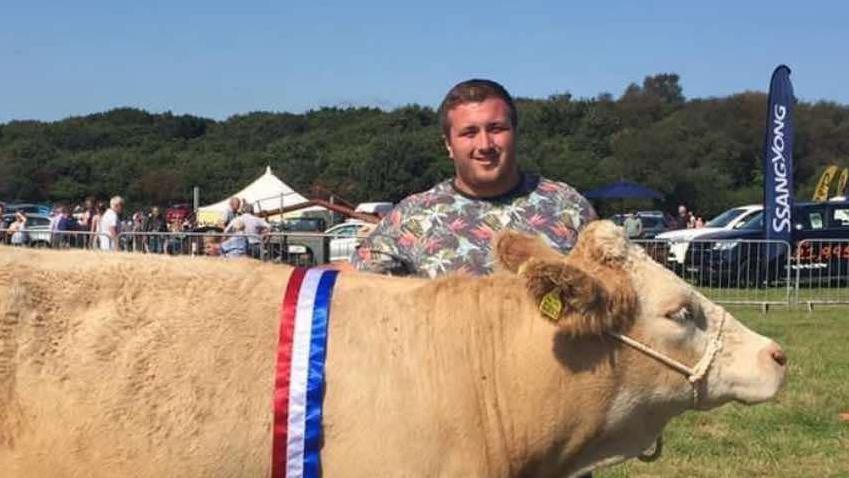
[438,79,517,137]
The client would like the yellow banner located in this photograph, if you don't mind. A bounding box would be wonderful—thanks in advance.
[813,165,839,201]
[838,168,849,197]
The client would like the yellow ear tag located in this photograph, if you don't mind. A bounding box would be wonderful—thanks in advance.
[539,289,563,322]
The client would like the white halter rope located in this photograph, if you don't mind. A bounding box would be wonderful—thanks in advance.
[604,311,727,408]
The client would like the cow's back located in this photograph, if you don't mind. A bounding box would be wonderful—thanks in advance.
[0,249,292,477]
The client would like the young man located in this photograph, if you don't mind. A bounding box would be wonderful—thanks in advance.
[350,79,596,277]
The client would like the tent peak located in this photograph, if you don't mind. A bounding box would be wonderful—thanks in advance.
[265,165,272,175]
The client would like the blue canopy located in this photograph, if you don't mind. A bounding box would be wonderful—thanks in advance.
[583,180,664,200]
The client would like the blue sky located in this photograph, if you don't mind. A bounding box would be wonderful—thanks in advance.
[1,1,846,122]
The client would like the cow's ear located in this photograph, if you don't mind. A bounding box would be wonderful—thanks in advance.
[493,230,565,273]
[570,220,630,266]
[519,258,636,337]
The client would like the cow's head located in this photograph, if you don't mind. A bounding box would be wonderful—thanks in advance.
[495,220,787,411]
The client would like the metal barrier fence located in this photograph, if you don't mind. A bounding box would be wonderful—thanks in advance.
[7,228,849,310]
[116,232,266,259]
[0,229,360,265]
[113,231,361,265]
[50,231,115,250]
[0,228,114,251]
[633,238,793,308]
[794,239,849,309]
[262,231,362,266]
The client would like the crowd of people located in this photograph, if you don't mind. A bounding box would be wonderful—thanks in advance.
[0,193,278,261]
[0,196,202,252]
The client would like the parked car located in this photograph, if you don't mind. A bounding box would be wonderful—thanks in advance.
[657,204,763,268]
[267,217,329,266]
[325,220,375,262]
[4,203,53,216]
[683,201,849,286]
[355,202,394,219]
[1,213,52,247]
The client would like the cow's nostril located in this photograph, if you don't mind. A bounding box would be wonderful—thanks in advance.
[771,349,787,367]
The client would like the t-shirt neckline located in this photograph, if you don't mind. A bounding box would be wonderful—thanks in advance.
[449,172,537,203]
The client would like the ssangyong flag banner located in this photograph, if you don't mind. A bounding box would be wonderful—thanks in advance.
[763,65,795,244]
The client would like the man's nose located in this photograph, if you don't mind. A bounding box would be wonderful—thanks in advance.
[475,131,495,151]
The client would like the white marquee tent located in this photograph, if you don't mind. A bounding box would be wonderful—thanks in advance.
[197,166,324,225]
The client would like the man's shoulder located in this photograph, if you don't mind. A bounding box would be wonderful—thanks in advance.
[532,176,594,209]
[389,180,456,216]
[534,176,584,197]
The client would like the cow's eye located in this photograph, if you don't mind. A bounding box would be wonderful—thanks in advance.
[667,306,691,323]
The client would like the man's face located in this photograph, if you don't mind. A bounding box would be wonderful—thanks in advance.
[230,198,240,212]
[444,98,518,197]
[114,202,124,214]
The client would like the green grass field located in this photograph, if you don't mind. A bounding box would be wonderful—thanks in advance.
[598,308,849,477]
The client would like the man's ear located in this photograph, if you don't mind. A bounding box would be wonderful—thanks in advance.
[443,135,454,160]
[519,258,636,337]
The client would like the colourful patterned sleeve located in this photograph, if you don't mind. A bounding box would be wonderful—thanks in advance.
[350,202,418,276]
[577,193,598,228]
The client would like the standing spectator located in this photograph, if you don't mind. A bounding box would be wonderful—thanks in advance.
[223,197,241,228]
[79,197,96,231]
[227,204,269,258]
[166,216,186,254]
[623,212,643,239]
[130,210,146,251]
[9,211,28,246]
[675,205,693,230]
[144,206,168,253]
[50,204,71,248]
[80,197,106,249]
[97,196,124,251]
[90,201,107,249]
[0,203,7,244]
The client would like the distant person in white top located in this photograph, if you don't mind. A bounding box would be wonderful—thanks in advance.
[623,212,643,239]
[225,204,269,258]
[223,196,241,229]
[98,196,124,251]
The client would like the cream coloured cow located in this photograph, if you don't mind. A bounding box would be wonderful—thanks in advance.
[0,221,785,477]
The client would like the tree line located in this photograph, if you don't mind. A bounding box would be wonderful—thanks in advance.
[2,74,848,218]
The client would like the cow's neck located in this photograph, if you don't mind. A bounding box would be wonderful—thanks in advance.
[410,275,642,476]
[417,276,686,476]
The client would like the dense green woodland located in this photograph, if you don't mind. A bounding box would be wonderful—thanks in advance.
[2,74,848,217]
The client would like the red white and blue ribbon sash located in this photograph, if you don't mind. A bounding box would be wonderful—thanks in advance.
[272,268,339,478]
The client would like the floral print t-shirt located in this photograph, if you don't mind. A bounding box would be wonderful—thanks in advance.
[351,173,597,278]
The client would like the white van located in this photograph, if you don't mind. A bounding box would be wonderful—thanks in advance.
[656,204,763,266]
[355,202,394,218]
